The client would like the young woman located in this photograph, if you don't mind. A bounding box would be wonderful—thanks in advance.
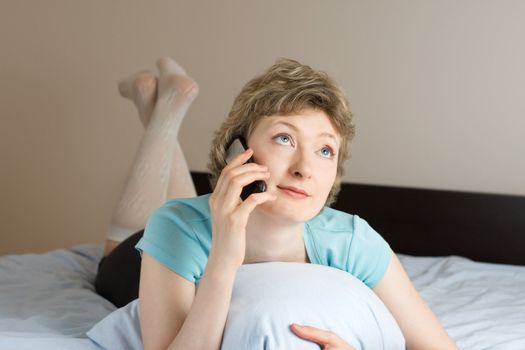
[96,57,458,349]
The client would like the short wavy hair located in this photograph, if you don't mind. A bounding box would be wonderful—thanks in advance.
[207,58,355,206]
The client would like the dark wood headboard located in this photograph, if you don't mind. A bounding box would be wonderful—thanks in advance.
[191,172,525,266]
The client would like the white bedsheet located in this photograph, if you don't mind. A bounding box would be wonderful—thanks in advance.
[0,244,114,349]
[1,244,524,349]
[399,254,525,348]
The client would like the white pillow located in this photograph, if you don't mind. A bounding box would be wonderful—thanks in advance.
[87,262,405,350]
[86,298,142,349]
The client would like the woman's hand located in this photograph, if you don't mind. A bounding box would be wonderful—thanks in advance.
[208,148,276,272]
[290,324,356,350]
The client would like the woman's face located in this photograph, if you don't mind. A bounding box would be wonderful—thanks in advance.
[247,108,341,223]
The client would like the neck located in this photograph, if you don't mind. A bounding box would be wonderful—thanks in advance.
[243,207,307,264]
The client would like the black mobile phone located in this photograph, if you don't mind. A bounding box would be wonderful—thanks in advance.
[225,137,267,201]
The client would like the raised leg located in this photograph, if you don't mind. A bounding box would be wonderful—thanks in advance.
[104,57,198,256]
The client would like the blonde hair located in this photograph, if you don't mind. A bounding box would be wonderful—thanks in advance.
[207,58,355,206]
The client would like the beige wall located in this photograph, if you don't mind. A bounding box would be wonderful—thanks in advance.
[1,1,524,254]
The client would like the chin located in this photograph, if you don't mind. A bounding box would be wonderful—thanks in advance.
[258,195,324,223]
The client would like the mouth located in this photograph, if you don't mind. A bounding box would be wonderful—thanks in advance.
[277,185,309,199]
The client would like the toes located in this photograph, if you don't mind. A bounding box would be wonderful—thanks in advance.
[118,78,133,98]
[156,56,187,77]
[155,57,199,102]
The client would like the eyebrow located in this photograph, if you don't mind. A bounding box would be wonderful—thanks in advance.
[271,121,340,145]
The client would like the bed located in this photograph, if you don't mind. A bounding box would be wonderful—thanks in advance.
[1,171,524,349]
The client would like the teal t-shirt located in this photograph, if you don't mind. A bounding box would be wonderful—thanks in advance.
[135,194,392,289]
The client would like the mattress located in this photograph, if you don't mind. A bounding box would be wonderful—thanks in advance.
[0,244,112,349]
[0,244,524,349]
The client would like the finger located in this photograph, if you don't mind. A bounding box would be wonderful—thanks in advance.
[290,324,341,346]
[214,148,255,194]
[225,147,254,168]
[227,162,269,178]
[212,166,270,216]
[221,170,271,207]
[235,192,277,218]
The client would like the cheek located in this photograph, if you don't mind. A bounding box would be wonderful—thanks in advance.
[251,153,270,169]
[320,163,338,188]
[252,149,287,172]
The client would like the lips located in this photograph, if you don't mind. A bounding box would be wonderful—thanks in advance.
[277,185,309,197]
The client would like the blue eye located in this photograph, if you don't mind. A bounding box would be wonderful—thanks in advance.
[274,134,291,145]
[320,147,334,158]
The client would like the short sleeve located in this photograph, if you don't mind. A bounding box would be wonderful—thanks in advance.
[347,216,392,289]
[135,203,207,283]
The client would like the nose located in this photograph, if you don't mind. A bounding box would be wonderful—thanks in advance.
[289,148,313,179]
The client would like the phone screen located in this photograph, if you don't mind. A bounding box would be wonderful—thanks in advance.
[225,137,267,200]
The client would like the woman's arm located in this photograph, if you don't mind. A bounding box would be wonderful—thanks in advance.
[373,251,458,350]
[139,252,238,350]
[140,148,275,350]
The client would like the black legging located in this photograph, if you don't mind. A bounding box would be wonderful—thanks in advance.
[94,230,144,307]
